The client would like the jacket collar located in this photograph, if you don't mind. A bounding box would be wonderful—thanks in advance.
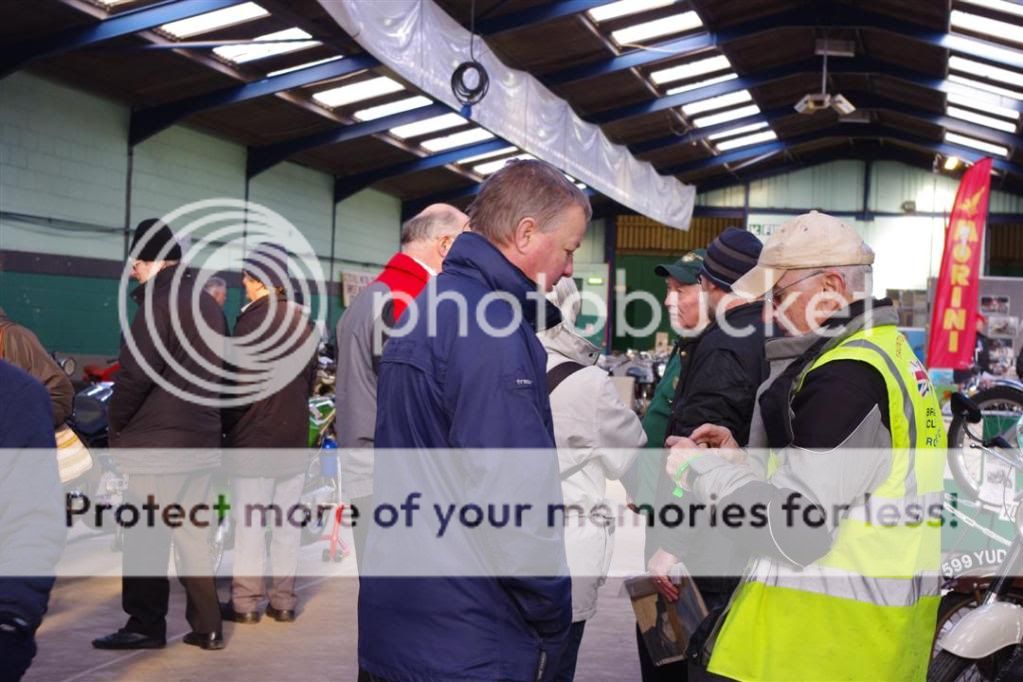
[382,252,432,284]
[239,291,288,316]
[130,263,186,304]
[441,232,560,331]
[693,299,765,343]
[539,324,600,366]
[765,298,899,363]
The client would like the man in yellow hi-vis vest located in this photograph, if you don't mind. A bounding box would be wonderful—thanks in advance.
[666,211,945,681]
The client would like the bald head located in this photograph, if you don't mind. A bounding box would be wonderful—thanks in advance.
[400,203,469,273]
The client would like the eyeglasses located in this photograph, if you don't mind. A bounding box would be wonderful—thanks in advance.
[771,270,824,305]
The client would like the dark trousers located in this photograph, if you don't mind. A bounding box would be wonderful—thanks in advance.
[555,621,586,681]
[121,472,221,640]
[351,494,372,574]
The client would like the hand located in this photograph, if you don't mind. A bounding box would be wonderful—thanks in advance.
[690,424,740,450]
[690,424,746,465]
[647,548,680,602]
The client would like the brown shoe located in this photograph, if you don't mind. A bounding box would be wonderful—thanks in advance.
[265,605,296,623]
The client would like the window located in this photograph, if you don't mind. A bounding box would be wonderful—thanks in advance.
[473,153,536,176]
[352,96,433,122]
[949,56,1023,90]
[588,0,678,23]
[390,113,466,139]
[665,73,738,96]
[611,11,702,45]
[312,76,405,108]
[949,74,1023,101]
[213,28,319,64]
[681,89,752,116]
[714,129,777,151]
[691,103,761,128]
[951,10,1023,45]
[160,2,269,39]
[946,106,1018,133]
[420,128,495,152]
[650,55,731,85]
[947,91,1021,120]
[958,0,1023,20]
[706,121,768,141]
[456,146,517,165]
[267,56,343,78]
[945,131,1010,157]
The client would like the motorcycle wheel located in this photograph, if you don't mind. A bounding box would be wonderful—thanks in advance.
[947,385,1023,505]
[933,592,978,658]
[929,646,1020,682]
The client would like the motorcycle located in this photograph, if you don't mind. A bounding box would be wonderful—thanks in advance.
[931,389,1023,681]
[600,349,670,416]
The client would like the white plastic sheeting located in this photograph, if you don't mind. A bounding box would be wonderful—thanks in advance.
[316,0,695,229]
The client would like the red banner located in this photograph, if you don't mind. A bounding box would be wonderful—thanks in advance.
[927,157,993,369]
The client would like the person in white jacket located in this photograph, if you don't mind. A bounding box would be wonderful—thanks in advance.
[539,277,647,681]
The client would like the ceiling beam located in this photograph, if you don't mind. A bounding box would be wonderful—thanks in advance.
[661,125,1023,177]
[476,0,611,36]
[129,53,380,145]
[0,0,247,79]
[247,102,451,177]
[333,138,513,203]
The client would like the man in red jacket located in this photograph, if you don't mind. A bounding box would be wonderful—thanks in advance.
[335,203,468,566]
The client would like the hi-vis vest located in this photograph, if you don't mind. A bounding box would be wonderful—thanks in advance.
[708,324,946,682]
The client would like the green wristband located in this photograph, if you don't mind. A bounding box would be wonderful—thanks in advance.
[672,461,690,498]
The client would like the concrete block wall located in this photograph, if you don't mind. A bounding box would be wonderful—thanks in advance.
[0,72,401,355]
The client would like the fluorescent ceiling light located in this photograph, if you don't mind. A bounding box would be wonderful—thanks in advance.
[588,0,677,22]
[706,121,769,141]
[611,11,702,45]
[945,131,1010,157]
[948,74,1023,102]
[650,55,731,85]
[943,156,963,171]
[213,28,318,64]
[692,103,761,128]
[456,146,517,165]
[682,89,752,116]
[313,76,404,108]
[946,106,1019,133]
[420,128,495,152]
[951,10,1023,45]
[949,56,1023,90]
[959,0,1023,19]
[473,153,535,176]
[160,2,268,39]
[714,129,777,151]
[266,56,342,78]
[947,91,1021,120]
[665,72,738,95]
[352,95,433,122]
[390,113,466,139]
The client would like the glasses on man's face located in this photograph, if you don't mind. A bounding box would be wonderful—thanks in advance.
[771,270,824,305]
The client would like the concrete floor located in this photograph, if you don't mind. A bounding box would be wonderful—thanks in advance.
[26,576,640,681]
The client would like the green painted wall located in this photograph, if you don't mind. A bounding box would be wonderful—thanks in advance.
[1,72,399,356]
[613,254,673,352]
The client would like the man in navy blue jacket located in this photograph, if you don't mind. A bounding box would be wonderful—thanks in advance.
[359,160,590,682]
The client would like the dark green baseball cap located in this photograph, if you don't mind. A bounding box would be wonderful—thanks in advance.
[654,248,706,284]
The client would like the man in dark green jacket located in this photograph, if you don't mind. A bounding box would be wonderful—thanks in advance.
[626,249,706,682]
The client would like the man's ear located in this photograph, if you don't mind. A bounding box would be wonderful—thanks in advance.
[512,217,538,254]
[822,271,844,293]
[437,235,453,259]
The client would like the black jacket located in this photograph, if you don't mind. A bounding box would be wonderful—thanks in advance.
[222,293,317,477]
[652,300,769,583]
[109,266,225,472]
[667,300,769,443]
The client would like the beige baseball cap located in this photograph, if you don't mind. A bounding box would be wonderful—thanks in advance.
[731,210,875,299]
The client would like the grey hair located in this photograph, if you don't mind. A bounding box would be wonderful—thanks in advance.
[833,264,873,300]
[400,205,466,246]
[468,159,592,245]
[203,276,227,294]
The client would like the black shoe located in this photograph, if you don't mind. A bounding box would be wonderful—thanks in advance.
[92,630,166,650]
[220,603,261,624]
[265,605,296,623]
[182,631,225,650]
